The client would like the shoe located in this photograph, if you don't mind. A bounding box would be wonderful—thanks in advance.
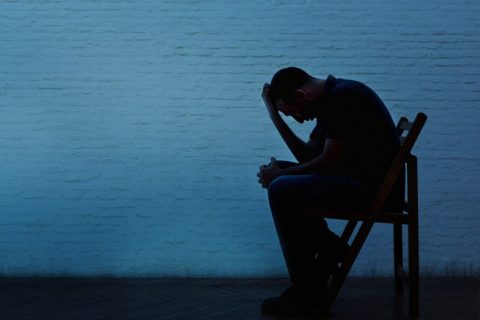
[261,286,329,318]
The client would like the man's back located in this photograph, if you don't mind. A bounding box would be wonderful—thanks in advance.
[313,75,400,195]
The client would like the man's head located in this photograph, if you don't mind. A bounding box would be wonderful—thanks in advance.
[269,67,320,123]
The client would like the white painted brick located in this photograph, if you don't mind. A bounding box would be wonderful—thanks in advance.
[0,0,479,277]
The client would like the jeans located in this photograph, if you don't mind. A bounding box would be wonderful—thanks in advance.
[267,161,374,295]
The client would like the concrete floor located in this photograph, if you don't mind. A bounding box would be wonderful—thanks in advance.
[0,277,478,319]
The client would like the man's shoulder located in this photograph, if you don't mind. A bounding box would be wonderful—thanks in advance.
[331,78,370,96]
[329,78,386,111]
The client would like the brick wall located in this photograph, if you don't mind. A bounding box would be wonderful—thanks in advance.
[1,0,479,276]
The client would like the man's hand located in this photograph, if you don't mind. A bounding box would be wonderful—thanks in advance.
[261,83,278,117]
[257,157,283,188]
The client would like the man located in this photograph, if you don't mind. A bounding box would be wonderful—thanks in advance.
[257,67,401,317]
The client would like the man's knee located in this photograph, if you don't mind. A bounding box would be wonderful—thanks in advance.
[267,176,293,201]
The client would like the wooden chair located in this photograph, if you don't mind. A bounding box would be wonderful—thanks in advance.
[306,112,427,317]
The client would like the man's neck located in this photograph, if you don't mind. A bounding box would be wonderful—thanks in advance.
[309,78,326,102]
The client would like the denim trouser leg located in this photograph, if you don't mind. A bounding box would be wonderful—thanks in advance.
[267,174,371,294]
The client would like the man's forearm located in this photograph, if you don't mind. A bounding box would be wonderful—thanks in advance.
[270,111,311,163]
[279,140,343,175]
[280,156,326,175]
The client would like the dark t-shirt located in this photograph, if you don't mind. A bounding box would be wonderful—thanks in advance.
[310,75,401,199]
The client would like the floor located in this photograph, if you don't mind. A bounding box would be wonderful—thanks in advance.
[0,277,478,320]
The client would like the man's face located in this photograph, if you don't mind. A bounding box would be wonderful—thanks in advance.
[275,94,316,124]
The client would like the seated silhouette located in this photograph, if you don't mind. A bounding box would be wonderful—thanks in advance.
[257,67,402,317]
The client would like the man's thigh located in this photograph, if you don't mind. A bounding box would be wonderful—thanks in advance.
[268,174,371,210]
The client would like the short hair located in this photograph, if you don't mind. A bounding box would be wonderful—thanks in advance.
[269,67,314,103]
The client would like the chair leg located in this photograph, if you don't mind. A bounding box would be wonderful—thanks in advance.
[408,214,419,317]
[326,221,374,310]
[407,155,420,317]
[341,220,357,243]
[393,223,403,295]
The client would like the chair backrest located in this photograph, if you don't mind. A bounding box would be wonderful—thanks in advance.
[369,113,427,214]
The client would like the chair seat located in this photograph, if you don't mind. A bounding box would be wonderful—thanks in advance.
[305,208,408,224]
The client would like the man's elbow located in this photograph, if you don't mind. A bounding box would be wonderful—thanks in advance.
[297,149,318,164]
